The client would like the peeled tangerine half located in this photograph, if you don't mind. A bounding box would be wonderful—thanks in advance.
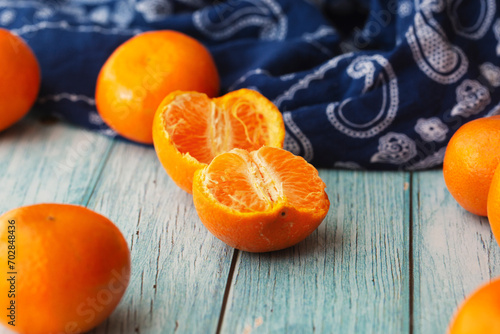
[192,146,330,252]
[152,89,285,193]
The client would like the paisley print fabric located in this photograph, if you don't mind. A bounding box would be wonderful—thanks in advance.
[1,0,499,170]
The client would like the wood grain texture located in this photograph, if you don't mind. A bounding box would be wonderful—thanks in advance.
[412,170,500,334]
[4,119,500,334]
[85,140,235,334]
[0,117,113,212]
[219,171,411,334]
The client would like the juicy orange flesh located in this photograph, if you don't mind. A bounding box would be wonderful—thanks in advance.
[223,96,269,151]
[203,147,326,213]
[163,93,270,164]
[164,93,214,164]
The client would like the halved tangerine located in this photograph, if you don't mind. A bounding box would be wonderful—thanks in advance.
[152,89,285,193]
[192,146,330,252]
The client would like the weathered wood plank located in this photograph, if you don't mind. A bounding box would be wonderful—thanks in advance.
[85,140,235,334]
[219,171,411,334]
[8,117,500,334]
[412,170,500,334]
[0,117,113,212]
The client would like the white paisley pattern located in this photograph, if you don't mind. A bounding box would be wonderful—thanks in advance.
[135,0,205,22]
[480,62,500,87]
[273,52,354,108]
[1,0,145,35]
[228,68,271,91]
[406,11,468,84]
[2,0,203,31]
[495,19,500,56]
[283,132,301,156]
[279,73,296,81]
[88,6,111,24]
[11,20,143,36]
[346,57,376,92]
[99,128,118,137]
[448,0,496,40]
[0,9,15,25]
[414,117,448,142]
[283,112,314,162]
[398,1,413,17]
[302,25,336,56]
[38,93,96,106]
[371,132,418,164]
[407,147,446,170]
[487,103,500,117]
[192,0,287,41]
[415,0,446,13]
[88,112,105,126]
[333,161,363,170]
[451,80,491,118]
[326,55,399,138]
[136,0,171,22]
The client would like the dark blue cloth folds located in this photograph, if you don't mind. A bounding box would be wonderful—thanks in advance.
[1,0,499,170]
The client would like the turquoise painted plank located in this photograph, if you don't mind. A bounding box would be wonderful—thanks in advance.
[11,117,500,334]
[412,171,500,334]
[219,171,411,334]
[0,117,113,212]
[85,140,235,334]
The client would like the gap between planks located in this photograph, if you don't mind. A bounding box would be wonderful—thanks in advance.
[216,250,240,334]
[80,139,116,206]
[409,172,414,334]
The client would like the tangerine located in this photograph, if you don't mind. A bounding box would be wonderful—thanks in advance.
[153,89,285,193]
[488,163,500,246]
[443,116,500,216]
[0,204,130,334]
[96,30,219,144]
[192,146,330,252]
[0,29,40,132]
[449,277,500,333]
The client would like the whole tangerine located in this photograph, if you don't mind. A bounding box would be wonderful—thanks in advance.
[0,204,130,334]
[96,30,220,144]
[448,277,500,333]
[443,116,500,216]
[488,163,500,246]
[0,29,40,132]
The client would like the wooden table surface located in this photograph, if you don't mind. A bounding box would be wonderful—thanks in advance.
[1,116,498,334]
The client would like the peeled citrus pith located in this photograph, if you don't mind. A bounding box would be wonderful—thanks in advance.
[204,147,326,213]
[163,93,215,164]
[153,89,285,193]
[193,147,329,252]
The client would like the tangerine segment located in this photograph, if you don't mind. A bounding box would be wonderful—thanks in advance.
[0,204,130,334]
[488,164,500,247]
[153,89,285,193]
[193,147,330,252]
[443,115,500,216]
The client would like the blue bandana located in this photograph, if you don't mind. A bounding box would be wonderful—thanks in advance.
[2,0,499,170]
